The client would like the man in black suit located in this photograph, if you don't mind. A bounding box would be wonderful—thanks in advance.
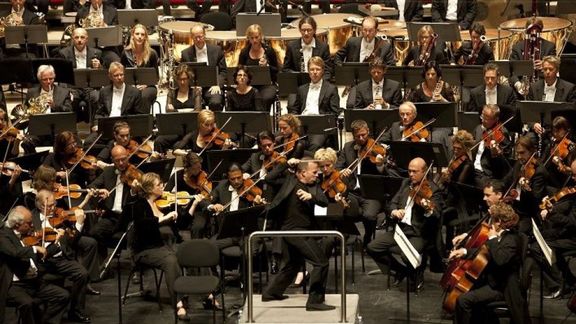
[1,206,69,324]
[351,58,402,110]
[181,24,228,111]
[454,22,494,66]
[31,190,92,323]
[262,159,334,311]
[0,0,43,58]
[366,157,443,289]
[282,16,332,80]
[380,0,423,22]
[451,202,530,324]
[431,0,477,30]
[383,101,430,142]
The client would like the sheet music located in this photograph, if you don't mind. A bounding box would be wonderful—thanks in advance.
[393,224,422,269]
[532,218,555,266]
[314,205,327,216]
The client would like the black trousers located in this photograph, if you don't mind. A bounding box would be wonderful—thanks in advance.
[7,278,69,324]
[366,226,425,276]
[350,192,381,246]
[133,246,180,301]
[264,235,332,304]
[43,256,89,314]
[454,284,504,324]
[76,236,101,282]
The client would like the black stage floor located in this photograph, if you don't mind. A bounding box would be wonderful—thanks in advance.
[6,241,576,324]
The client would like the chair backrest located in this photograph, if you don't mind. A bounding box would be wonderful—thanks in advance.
[201,11,233,31]
[176,239,220,268]
[517,232,531,292]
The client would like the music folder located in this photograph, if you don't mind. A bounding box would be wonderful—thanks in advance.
[393,224,422,269]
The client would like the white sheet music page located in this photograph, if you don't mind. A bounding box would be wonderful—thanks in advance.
[393,224,422,269]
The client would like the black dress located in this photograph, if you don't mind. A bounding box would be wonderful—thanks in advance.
[226,87,264,111]
[167,87,202,110]
[409,82,455,102]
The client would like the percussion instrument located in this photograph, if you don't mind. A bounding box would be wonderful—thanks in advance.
[205,30,244,67]
[457,28,512,60]
[378,28,408,66]
[159,21,214,62]
[291,13,360,56]
[499,17,572,58]
[268,28,328,66]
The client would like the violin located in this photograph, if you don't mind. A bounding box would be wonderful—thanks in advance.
[53,183,89,200]
[0,161,29,177]
[440,155,468,185]
[126,139,154,160]
[518,154,538,191]
[120,164,143,187]
[539,186,576,211]
[263,151,287,171]
[280,133,299,155]
[0,126,19,142]
[22,228,59,246]
[358,138,388,165]
[401,120,432,142]
[201,127,232,149]
[66,148,98,170]
[238,178,264,202]
[549,137,575,174]
[184,170,213,199]
[321,170,350,208]
[482,126,506,150]
[409,180,435,213]
[155,191,197,209]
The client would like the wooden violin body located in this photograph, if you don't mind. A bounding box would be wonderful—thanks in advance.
[321,170,350,208]
[184,170,213,199]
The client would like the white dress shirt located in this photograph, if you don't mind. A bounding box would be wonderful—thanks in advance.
[397,0,406,21]
[75,47,88,69]
[485,87,497,105]
[195,45,209,64]
[372,79,387,109]
[360,38,375,62]
[446,0,458,21]
[228,185,240,212]
[474,139,485,172]
[110,83,125,117]
[401,195,415,226]
[302,80,322,115]
[300,38,316,72]
[543,79,557,102]
[112,173,124,213]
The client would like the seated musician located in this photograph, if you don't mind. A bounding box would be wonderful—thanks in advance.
[288,56,340,152]
[403,25,449,66]
[0,0,43,58]
[336,119,396,246]
[231,0,286,23]
[275,113,306,160]
[380,0,423,22]
[31,189,96,323]
[0,107,23,159]
[509,17,556,96]
[454,22,494,66]
[409,60,455,103]
[167,63,203,112]
[181,24,227,111]
[472,104,512,186]
[238,24,279,111]
[95,121,154,168]
[42,131,95,187]
[450,202,531,324]
[467,63,517,123]
[366,157,443,289]
[351,57,402,110]
[538,116,575,194]
[21,65,74,154]
[431,0,477,30]
[131,0,170,15]
[383,101,430,142]
[0,109,23,213]
[0,206,70,324]
[120,24,159,113]
[282,16,332,80]
[227,65,265,111]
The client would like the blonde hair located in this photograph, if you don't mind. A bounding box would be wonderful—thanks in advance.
[452,130,475,150]
[136,172,161,198]
[198,109,215,127]
[417,25,435,41]
[314,147,337,164]
[278,114,301,132]
[245,24,263,40]
[308,56,324,70]
[128,24,152,66]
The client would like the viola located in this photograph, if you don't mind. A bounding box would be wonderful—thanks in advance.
[358,138,388,165]
[0,126,19,142]
[321,170,350,208]
[184,170,213,199]
[440,155,468,186]
[53,183,89,200]
[120,164,143,187]
[263,151,287,171]
[539,186,576,211]
[402,121,430,142]
[22,228,59,246]
[202,127,232,149]
[126,139,154,160]
[409,180,435,212]
[0,161,29,177]
[238,178,263,203]
[155,191,197,209]
[66,148,98,170]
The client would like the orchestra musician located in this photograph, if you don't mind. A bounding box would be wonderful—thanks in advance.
[409,60,455,103]
[431,0,477,30]
[538,116,575,195]
[380,0,423,22]
[95,121,154,168]
[181,24,228,111]
[449,202,531,324]
[367,157,443,289]
[75,0,118,27]
[0,0,43,58]
[282,16,332,80]
[262,158,335,311]
[227,65,265,112]
[351,57,403,110]
[42,131,95,187]
[0,206,70,324]
[166,63,203,112]
[0,107,23,159]
[383,101,430,142]
[403,25,449,66]
[454,22,494,66]
[275,114,306,160]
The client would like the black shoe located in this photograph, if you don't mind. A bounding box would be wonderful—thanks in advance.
[392,272,406,287]
[86,284,101,296]
[69,310,91,323]
[271,261,279,274]
[261,294,289,302]
[306,303,336,311]
[202,297,222,310]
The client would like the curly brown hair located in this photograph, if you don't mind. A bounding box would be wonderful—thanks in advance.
[489,202,519,230]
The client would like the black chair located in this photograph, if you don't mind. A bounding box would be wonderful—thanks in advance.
[200,11,233,31]
[337,3,362,15]
[173,239,224,324]
[122,262,164,310]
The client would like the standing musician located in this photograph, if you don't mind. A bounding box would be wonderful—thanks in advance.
[351,57,403,110]
[431,0,477,31]
[454,22,494,66]
[472,104,512,186]
[181,24,228,111]
[367,157,443,288]
[538,116,575,195]
[262,158,335,311]
[383,101,431,142]
[449,202,531,324]
[403,25,449,66]
[282,16,332,80]
[409,60,455,103]
[42,131,96,187]
[0,206,70,324]
[276,114,306,160]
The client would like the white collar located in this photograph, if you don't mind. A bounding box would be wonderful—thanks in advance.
[113,83,125,91]
[301,38,316,49]
[544,79,557,89]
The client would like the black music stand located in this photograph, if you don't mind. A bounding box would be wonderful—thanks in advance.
[0,59,34,105]
[560,54,576,85]
[517,101,573,127]
[440,65,483,110]
[359,175,404,201]
[386,66,423,90]
[226,66,272,86]
[236,13,281,37]
[156,112,198,136]
[334,63,370,87]
[489,60,511,77]
[5,25,48,58]
[510,60,534,79]
[386,142,449,169]
[185,64,218,88]
[458,111,480,134]
[215,111,271,147]
[298,115,337,135]
[414,102,458,128]
[9,151,49,181]
[138,158,176,183]
[344,109,398,139]
[407,22,461,43]
[86,26,124,48]
[451,182,484,228]
[32,59,74,85]
[276,72,310,97]
[28,112,76,139]
[73,69,109,88]
[117,9,158,27]
[97,115,154,140]
[124,68,159,86]
[206,149,258,181]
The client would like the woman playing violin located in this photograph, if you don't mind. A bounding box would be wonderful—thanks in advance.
[409,61,454,103]
[440,130,475,187]
[275,114,305,160]
[43,131,96,187]
[173,109,234,159]
[0,107,24,159]
[543,116,575,179]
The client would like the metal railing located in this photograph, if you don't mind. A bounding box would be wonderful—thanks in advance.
[247,230,347,323]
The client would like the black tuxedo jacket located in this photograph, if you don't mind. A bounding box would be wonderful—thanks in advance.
[527,78,576,103]
[0,8,41,25]
[334,37,396,67]
[75,4,118,26]
[88,166,134,213]
[57,45,103,69]
[468,84,517,113]
[288,81,340,115]
[335,140,394,189]
[181,44,228,86]
[403,45,448,65]
[354,78,403,109]
[209,180,252,211]
[25,85,73,113]
[282,38,332,80]
[0,226,40,280]
[472,124,512,179]
[95,84,144,122]
[431,0,477,30]
[453,40,494,65]
[382,121,404,142]
[241,152,287,185]
[30,209,74,260]
[381,0,423,22]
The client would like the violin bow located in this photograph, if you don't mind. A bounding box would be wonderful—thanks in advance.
[69,133,102,174]
[198,116,232,156]
[64,168,73,210]
[401,118,436,141]
[410,161,434,202]
[347,126,388,174]
[543,132,571,166]
[0,117,23,139]
[275,134,308,150]
[42,197,48,248]
[126,134,154,161]
[470,115,515,151]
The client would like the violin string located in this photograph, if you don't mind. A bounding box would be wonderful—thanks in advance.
[69,133,102,174]
[198,116,232,156]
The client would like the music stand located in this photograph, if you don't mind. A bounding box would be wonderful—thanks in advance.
[334,63,370,87]
[215,111,271,147]
[276,72,310,97]
[5,25,48,58]
[73,69,110,88]
[124,68,159,86]
[28,112,76,138]
[9,151,49,181]
[489,60,512,77]
[458,111,480,134]
[236,13,281,37]
[440,65,484,109]
[560,54,576,85]
[407,22,461,43]
[386,66,422,90]
[344,109,398,139]
[138,158,176,184]
[359,175,404,201]
[156,112,198,136]
[510,60,534,78]
[452,182,484,225]
[185,64,218,88]
[32,59,74,85]
[86,26,123,48]
[386,142,449,169]
[117,9,158,27]
[0,59,34,84]
[97,115,154,140]
[414,102,458,128]
[517,101,573,126]
[298,115,337,135]
[206,149,258,181]
[226,66,271,86]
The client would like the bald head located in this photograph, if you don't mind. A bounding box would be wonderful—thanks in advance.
[408,157,427,184]
[111,145,129,171]
[191,24,206,48]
